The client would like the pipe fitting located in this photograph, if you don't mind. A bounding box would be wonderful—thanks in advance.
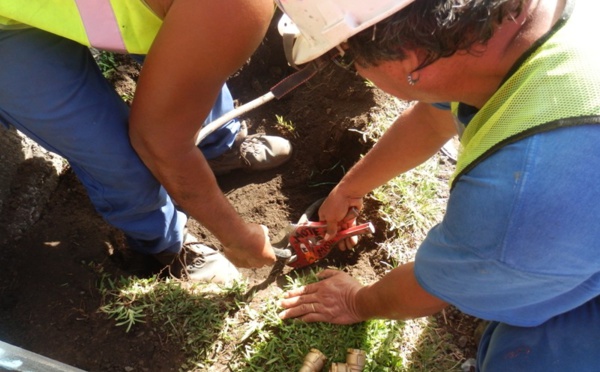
[329,349,366,372]
[346,348,366,369]
[329,364,355,372]
[298,348,327,372]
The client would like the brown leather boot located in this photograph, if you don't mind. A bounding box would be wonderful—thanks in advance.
[207,122,292,175]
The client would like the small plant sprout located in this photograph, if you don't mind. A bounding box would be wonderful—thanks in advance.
[275,114,297,137]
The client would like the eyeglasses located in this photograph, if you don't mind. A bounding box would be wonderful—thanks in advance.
[331,48,356,73]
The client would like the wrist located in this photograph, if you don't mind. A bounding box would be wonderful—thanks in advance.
[221,222,263,251]
[352,285,372,322]
[333,180,364,199]
[334,181,366,201]
[217,218,249,248]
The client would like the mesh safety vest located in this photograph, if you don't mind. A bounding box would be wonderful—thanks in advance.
[450,0,600,188]
[0,1,162,54]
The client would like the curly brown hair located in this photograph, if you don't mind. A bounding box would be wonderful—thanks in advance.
[346,0,525,70]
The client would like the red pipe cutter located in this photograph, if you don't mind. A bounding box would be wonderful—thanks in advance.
[271,199,375,268]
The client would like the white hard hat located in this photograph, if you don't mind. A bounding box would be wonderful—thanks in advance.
[276,0,416,65]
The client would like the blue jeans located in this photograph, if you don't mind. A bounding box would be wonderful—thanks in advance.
[478,296,600,371]
[0,27,240,255]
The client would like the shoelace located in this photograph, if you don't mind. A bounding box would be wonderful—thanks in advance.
[240,136,264,157]
[239,135,269,167]
[182,242,219,270]
[186,256,206,270]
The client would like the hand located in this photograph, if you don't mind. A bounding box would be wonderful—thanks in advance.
[319,189,364,250]
[335,207,361,251]
[337,235,359,251]
[278,269,364,325]
[221,223,276,268]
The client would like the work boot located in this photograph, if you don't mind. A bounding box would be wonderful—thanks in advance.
[153,241,240,285]
[207,122,292,175]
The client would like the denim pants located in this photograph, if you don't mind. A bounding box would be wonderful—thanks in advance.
[414,123,600,370]
[0,27,240,255]
[477,296,600,371]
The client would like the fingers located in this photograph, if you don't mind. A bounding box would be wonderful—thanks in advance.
[319,196,344,241]
[278,287,324,322]
[342,207,360,222]
[320,195,364,241]
[279,269,340,300]
[278,291,315,320]
[337,235,358,251]
[221,223,276,268]
[260,224,277,260]
[277,269,362,324]
[317,268,342,280]
[324,220,339,242]
[278,300,324,322]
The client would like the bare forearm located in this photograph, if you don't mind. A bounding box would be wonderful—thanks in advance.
[132,144,272,267]
[336,103,456,199]
[133,142,246,244]
[164,156,245,247]
[127,0,275,256]
[277,262,448,324]
[355,262,448,320]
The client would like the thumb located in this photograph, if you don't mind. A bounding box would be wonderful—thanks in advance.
[260,224,270,238]
[317,268,341,280]
[260,224,273,247]
[323,220,339,241]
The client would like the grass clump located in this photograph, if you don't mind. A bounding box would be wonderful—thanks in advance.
[95,51,118,79]
[98,270,408,371]
[99,274,249,368]
[229,271,406,371]
[97,89,464,371]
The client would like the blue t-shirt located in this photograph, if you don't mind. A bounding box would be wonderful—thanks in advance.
[414,124,600,326]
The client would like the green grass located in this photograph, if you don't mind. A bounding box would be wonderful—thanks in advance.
[97,70,463,370]
[99,263,462,371]
[371,157,448,265]
[359,102,458,371]
[99,271,414,371]
[95,51,118,79]
[274,114,298,138]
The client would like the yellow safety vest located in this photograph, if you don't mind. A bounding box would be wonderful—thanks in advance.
[450,0,600,188]
[0,0,162,54]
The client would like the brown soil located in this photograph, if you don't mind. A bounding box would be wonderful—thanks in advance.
[0,17,478,372]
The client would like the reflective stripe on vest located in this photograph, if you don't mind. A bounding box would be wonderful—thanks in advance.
[75,0,126,52]
[450,0,600,188]
[0,1,161,54]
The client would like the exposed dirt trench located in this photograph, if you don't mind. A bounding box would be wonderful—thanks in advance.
[0,15,478,371]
